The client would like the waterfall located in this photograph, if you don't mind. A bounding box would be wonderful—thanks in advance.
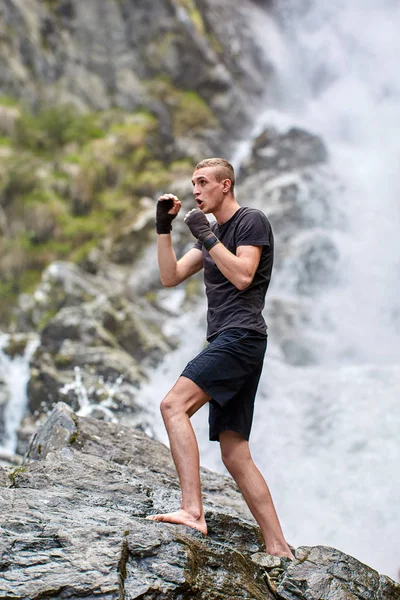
[0,334,40,456]
[140,0,400,580]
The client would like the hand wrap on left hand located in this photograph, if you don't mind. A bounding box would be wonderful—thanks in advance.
[184,209,220,251]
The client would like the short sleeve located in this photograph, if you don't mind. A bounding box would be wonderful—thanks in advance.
[236,210,271,248]
[193,240,202,251]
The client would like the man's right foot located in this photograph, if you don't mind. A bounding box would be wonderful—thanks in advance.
[146,509,208,535]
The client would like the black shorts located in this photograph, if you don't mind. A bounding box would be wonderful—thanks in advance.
[181,328,267,442]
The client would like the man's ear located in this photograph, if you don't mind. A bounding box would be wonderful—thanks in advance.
[222,178,232,193]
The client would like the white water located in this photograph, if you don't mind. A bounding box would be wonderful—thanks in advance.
[140,0,400,581]
[0,334,39,455]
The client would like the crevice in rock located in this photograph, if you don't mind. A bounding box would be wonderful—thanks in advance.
[118,536,129,599]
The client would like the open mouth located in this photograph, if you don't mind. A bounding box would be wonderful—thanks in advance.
[196,199,204,208]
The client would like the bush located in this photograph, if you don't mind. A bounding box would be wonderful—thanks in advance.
[0,156,39,207]
[14,104,104,154]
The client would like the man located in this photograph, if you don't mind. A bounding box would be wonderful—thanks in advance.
[146,158,293,559]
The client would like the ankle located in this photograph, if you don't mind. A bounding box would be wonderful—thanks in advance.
[181,505,204,521]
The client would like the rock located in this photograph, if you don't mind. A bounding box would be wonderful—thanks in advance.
[16,261,116,332]
[240,126,328,177]
[0,332,38,358]
[0,104,20,136]
[14,261,175,432]
[1,403,398,599]
[0,0,271,143]
[277,546,400,600]
[1,402,271,599]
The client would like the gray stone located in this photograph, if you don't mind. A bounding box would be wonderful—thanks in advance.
[276,546,400,600]
[13,261,174,436]
[241,127,328,177]
[251,551,283,569]
[0,0,271,143]
[1,403,398,599]
[1,403,272,599]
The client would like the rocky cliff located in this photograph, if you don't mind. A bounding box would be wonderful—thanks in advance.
[0,0,275,325]
[1,402,399,599]
[0,0,272,139]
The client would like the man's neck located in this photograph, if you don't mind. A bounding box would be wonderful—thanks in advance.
[213,197,241,225]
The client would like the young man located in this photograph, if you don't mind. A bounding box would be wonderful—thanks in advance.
[146,158,293,559]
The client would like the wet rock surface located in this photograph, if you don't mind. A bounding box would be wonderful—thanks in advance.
[1,403,398,599]
[14,261,177,443]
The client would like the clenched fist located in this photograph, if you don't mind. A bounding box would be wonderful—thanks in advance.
[156,194,181,234]
[184,209,220,251]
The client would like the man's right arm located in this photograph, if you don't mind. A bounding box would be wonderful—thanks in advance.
[156,193,203,287]
[158,236,203,287]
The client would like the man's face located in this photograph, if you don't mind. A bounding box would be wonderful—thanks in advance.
[191,167,226,214]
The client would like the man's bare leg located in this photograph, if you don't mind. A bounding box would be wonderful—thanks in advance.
[146,376,210,534]
[219,430,294,559]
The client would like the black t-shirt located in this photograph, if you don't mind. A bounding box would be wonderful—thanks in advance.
[194,206,274,340]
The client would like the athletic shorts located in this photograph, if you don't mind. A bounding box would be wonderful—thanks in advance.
[181,328,267,442]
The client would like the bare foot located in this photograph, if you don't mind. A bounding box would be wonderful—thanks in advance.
[146,509,208,535]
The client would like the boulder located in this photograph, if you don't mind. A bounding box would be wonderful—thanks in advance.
[277,546,400,600]
[240,126,328,177]
[2,403,269,599]
[1,403,398,599]
[13,261,174,435]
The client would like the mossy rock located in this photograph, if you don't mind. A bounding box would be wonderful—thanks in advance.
[176,0,206,36]
[1,333,37,358]
[13,104,105,155]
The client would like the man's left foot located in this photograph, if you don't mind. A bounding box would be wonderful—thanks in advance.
[145,509,208,535]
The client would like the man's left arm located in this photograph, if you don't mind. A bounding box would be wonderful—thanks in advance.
[184,208,264,290]
[208,243,262,290]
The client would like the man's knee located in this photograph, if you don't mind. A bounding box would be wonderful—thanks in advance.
[220,432,251,472]
[160,377,210,421]
[160,392,182,421]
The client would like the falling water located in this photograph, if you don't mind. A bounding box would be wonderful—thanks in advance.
[0,334,39,455]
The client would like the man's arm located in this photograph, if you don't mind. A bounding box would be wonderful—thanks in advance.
[158,238,203,287]
[156,193,203,287]
[184,208,263,290]
[208,243,262,290]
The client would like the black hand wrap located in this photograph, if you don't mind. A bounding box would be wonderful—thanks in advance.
[156,199,176,234]
[184,209,220,251]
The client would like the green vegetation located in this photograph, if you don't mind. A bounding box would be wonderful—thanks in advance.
[0,95,19,107]
[14,104,104,154]
[0,86,217,325]
[8,466,27,487]
[176,0,206,36]
[148,78,218,137]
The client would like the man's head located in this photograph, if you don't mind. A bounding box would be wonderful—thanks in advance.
[192,158,235,214]
[194,158,235,192]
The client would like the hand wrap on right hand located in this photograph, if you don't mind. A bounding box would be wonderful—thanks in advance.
[156,199,176,234]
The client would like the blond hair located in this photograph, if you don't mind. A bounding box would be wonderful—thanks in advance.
[194,158,235,192]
